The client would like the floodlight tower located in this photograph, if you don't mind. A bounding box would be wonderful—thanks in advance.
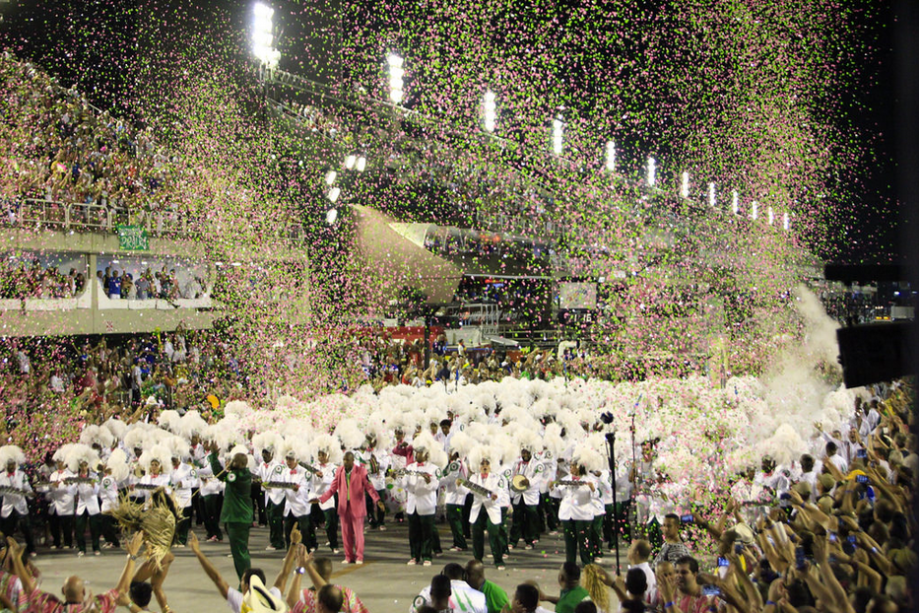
[606,141,616,172]
[680,171,690,198]
[708,182,716,207]
[252,3,280,69]
[484,90,497,132]
[647,157,657,188]
[552,117,563,155]
[388,54,404,104]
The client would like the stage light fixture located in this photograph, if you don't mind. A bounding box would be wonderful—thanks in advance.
[344,155,356,169]
[731,190,739,214]
[751,201,758,221]
[327,187,341,203]
[552,117,563,155]
[326,208,338,224]
[768,206,774,225]
[483,90,497,133]
[605,141,616,172]
[356,156,367,172]
[708,183,716,207]
[647,157,656,187]
[680,171,690,198]
[783,212,790,231]
[325,170,337,185]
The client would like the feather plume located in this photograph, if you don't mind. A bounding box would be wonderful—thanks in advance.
[0,445,26,467]
[62,443,101,473]
[105,448,131,481]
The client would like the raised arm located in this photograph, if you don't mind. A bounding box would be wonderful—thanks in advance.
[274,528,303,593]
[115,533,145,595]
[5,539,33,595]
[189,531,229,600]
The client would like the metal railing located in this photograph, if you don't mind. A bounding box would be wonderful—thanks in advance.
[2,198,307,247]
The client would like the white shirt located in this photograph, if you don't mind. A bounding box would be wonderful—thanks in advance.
[50,375,65,393]
[411,580,487,613]
[99,475,121,513]
[631,561,657,596]
[358,449,391,491]
[170,462,196,508]
[554,474,598,521]
[73,474,101,515]
[259,460,287,505]
[0,470,32,517]
[310,463,338,511]
[510,458,544,506]
[468,472,504,525]
[281,466,310,517]
[226,587,283,613]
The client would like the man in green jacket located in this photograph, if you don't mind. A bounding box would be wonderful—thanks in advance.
[208,444,253,580]
[540,562,590,613]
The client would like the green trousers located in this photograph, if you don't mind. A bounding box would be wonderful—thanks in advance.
[267,500,286,549]
[226,521,251,580]
[472,511,505,567]
[408,512,435,562]
[589,515,604,558]
[203,495,223,540]
[175,506,192,545]
[509,501,539,546]
[284,513,315,549]
[75,512,102,554]
[563,519,593,566]
[446,504,468,550]
[611,500,632,543]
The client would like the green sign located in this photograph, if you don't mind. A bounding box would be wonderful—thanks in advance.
[117,225,149,251]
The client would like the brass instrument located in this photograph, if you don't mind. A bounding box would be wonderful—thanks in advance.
[554,479,589,487]
[457,478,494,499]
[262,481,299,490]
[299,462,322,476]
[0,486,34,499]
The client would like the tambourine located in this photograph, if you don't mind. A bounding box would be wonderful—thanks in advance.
[510,475,530,493]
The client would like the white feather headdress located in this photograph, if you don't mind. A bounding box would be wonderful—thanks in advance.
[0,445,26,467]
[62,444,101,473]
[105,448,131,481]
[138,444,171,472]
[80,424,115,449]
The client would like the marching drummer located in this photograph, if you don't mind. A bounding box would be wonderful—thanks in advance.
[462,446,507,570]
[550,450,601,567]
[508,434,544,551]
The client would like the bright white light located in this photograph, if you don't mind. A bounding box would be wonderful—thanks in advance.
[680,171,690,198]
[751,201,758,221]
[708,182,716,207]
[783,212,790,231]
[252,3,279,68]
[388,55,404,104]
[231,262,242,267]
[356,156,366,172]
[326,208,338,225]
[253,3,274,18]
[325,170,337,185]
[731,190,739,214]
[768,206,774,225]
[647,157,657,187]
[483,90,496,132]
[327,187,341,203]
[606,141,616,172]
[344,155,356,169]
[552,118,563,155]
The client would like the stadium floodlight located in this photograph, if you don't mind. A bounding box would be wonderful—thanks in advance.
[483,90,497,132]
[344,155,357,170]
[252,3,280,69]
[708,182,716,207]
[731,190,739,214]
[647,156,657,187]
[751,201,758,221]
[327,187,341,203]
[355,156,367,172]
[605,141,616,172]
[768,206,774,226]
[326,208,338,225]
[324,170,337,185]
[388,53,404,104]
[680,171,690,198]
[552,117,563,155]
[783,212,790,231]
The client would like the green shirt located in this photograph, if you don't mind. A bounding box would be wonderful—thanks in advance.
[556,586,590,613]
[481,580,509,613]
[209,453,253,524]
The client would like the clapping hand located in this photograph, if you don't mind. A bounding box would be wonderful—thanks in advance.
[188,532,200,553]
[290,525,302,546]
[126,531,144,557]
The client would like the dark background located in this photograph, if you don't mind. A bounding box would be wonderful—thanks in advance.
[0,0,903,265]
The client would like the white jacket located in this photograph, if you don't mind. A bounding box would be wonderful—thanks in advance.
[510,458,544,506]
[468,472,504,525]
[170,463,196,508]
[403,462,439,516]
[281,466,311,517]
[44,469,76,516]
[554,474,598,521]
[99,475,121,513]
[259,460,287,505]
[310,463,338,511]
[74,475,101,515]
[440,460,469,506]
[0,470,32,517]
[358,449,391,491]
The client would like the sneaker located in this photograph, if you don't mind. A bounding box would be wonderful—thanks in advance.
[207,536,218,542]
[324,541,331,547]
[407,559,417,565]
[341,560,351,565]
[29,552,36,558]
[77,551,85,557]
[496,565,506,571]
[265,546,277,551]
[508,544,515,550]
[548,531,559,536]
[524,544,534,550]
[595,556,605,563]
[94,551,101,556]
[378,526,386,531]
[423,560,432,567]
[332,549,340,554]
[102,543,114,549]
[356,559,364,565]
[175,544,186,549]
[49,545,57,550]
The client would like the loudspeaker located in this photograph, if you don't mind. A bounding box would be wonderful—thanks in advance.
[836,321,913,388]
